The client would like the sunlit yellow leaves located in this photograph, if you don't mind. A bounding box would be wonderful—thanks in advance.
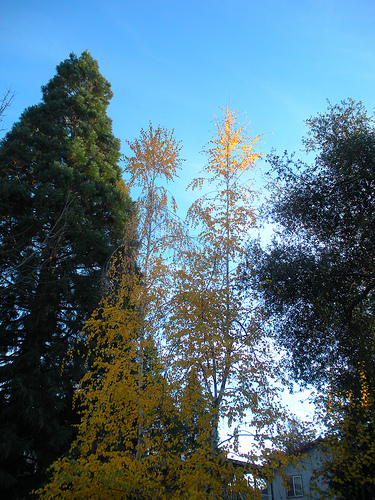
[315,364,375,499]
[359,364,370,410]
[186,107,259,260]
[203,106,262,179]
[125,122,183,187]
[38,110,282,499]
[38,123,189,499]
[166,106,282,471]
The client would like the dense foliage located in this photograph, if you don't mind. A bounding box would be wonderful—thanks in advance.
[38,109,286,499]
[0,51,132,497]
[242,99,375,498]
[5,48,359,497]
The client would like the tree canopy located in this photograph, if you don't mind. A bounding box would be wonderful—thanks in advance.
[1,48,324,496]
[38,108,287,499]
[242,99,375,499]
[244,99,375,395]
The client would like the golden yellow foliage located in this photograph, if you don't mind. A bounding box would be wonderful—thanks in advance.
[38,112,284,499]
[167,107,282,461]
[37,124,189,499]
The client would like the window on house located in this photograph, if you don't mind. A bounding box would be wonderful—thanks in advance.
[261,484,272,499]
[286,475,303,497]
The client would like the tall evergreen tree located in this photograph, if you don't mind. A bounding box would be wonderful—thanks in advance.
[0,51,132,498]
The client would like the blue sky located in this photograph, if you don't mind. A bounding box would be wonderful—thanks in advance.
[2,0,375,201]
[1,0,374,431]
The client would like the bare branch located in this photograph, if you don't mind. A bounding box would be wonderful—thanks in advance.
[0,87,16,131]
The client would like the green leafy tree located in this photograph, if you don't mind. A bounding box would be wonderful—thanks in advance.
[0,51,132,498]
[243,99,375,498]
[244,99,375,395]
[313,368,375,499]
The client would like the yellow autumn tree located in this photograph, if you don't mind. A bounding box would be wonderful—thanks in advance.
[37,124,190,499]
[164,107,284,497]
[38,113,285,499]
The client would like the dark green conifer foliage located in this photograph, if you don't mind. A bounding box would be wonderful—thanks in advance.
[0,51,132,498]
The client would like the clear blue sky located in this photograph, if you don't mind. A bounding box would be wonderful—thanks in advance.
[2,0,372,437]
[2,0,375,198]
